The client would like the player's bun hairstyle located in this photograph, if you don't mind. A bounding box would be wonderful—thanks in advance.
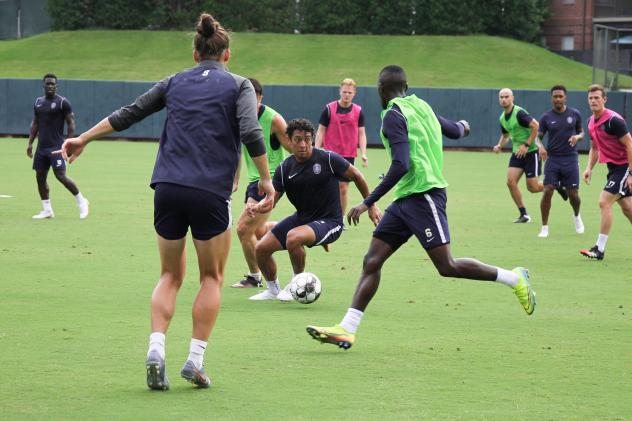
[550,85,567,94]
[194,13,230,60]
[286,118,315,139]
[588,84,607,98]
[43,73,57,81]
[249,78,263,96]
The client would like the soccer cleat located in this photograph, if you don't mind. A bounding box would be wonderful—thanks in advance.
[556,186,568,201]
[180,360,211,388]
[32,210,54,219]
[146,350,169,391]
[580,245,604,260]
[78,199,89,219]
[306,324,355,350]
[511,267,536,315]
[277,283,293,302]
[231,274,262,288]
[513,214,531,223]
[249,289,278,301]
[574,216,585,234]
[537,226,549,238]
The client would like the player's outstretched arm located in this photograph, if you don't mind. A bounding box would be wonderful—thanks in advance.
[344,165,382,226]
[435,114,469,139]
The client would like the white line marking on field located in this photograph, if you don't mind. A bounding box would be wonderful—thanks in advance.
[0,195,13,198]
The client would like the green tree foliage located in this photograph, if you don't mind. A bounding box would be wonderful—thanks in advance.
[46,0,548,43]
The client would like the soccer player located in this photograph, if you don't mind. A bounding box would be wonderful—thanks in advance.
[231,78,292,289]
[248,118,381,302]
[306,66,536,350]
[315,78,368,214]
[27,74,89,219]
[56,13,274,389]
[494,88,544,223]
[580,84,632,260]
[537,85,585,238]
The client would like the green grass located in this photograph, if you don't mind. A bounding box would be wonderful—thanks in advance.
[1,138,631,419]
[0,30,621,89]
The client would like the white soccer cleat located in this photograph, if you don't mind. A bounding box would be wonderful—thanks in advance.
[32,210,54,219]
[249,289,279,301]
[574,215,584,234]
[78,199,90,219]
[537,226,549,238]
[277,284,294,302]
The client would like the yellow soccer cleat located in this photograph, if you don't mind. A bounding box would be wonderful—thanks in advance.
[306,324,355,350]
[512,267,536,315]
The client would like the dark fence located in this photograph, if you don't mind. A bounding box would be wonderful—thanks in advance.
[1,78,630,152]
[0,0,50,39]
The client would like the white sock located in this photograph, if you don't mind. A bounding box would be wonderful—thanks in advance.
[596,234,608,253]
[495,268,518,287]
[74,192,85,204]
[188,338,207,369]
[148,332,165,359]
[267,280,280,295]
[539,225,549,234]
[249,272,262,281]
[42,199,52,212]
[339,308,363,334]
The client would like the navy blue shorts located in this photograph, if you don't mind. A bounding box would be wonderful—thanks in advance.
[508,151,541,178]
[244,180,265,203]
[271,213,343,249]
[154,182,232,241]
[543,155,580,189]
[373,188,451,251]
[604,163,631,198]
[33,147,65,171]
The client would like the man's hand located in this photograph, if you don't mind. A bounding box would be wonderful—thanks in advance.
[515,144,528,158]
[53,136,87,163]
[249,178,274,215]
[538,145,548,161]
[367,205,382,226]
[26,145,33,158]
[493,144,502,154]
[627,171,632,192]
[347,203,368,226]
[362,154,368,168]
[583,169,592,185]
[458,120,470,137]
[232,181,239,193]
[568,135,579,147]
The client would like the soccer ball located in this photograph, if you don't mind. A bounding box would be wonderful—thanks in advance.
[289,272,321,304]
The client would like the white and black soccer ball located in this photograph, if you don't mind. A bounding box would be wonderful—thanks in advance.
[289,272,321,304]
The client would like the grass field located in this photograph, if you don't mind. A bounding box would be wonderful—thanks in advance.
[0,30,623,89]
[1,138,631,419]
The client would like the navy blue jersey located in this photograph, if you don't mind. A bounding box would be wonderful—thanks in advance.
[539,107,582,156]
[273,149,350,222]
[108,60,264,200]
[319,103,365,127]
[500,108,532,134]
[34,94,72,149]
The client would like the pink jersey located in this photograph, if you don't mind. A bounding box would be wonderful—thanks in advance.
[588,108,629,165]
[323,101,362,158]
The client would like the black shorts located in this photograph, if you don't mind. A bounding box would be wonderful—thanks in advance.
[154,182,231,241]
[373,187,451,251]
[271,214,343,250]
[509,151,541,178]
[33,147,65,171]
[604,163,631,198]
[244,180,265,203]
[543,155,580,189]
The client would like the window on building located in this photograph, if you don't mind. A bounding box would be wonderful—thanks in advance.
[562,36,575,51]
[563,0,575,4]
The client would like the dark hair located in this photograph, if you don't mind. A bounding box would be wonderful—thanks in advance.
[588,84,607,98]
[43,73,57,82]
[550,85,567,94]
[249,78,263,96]
[286,118,315,139]
[379,65,407,90]
[193,13,230,60]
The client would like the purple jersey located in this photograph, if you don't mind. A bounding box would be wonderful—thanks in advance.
[34,94,72,149]
[539,107,582,156]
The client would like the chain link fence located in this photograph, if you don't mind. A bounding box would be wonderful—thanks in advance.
[593,24,632,91]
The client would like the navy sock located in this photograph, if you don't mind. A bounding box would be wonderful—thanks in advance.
[519,207,527,216]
